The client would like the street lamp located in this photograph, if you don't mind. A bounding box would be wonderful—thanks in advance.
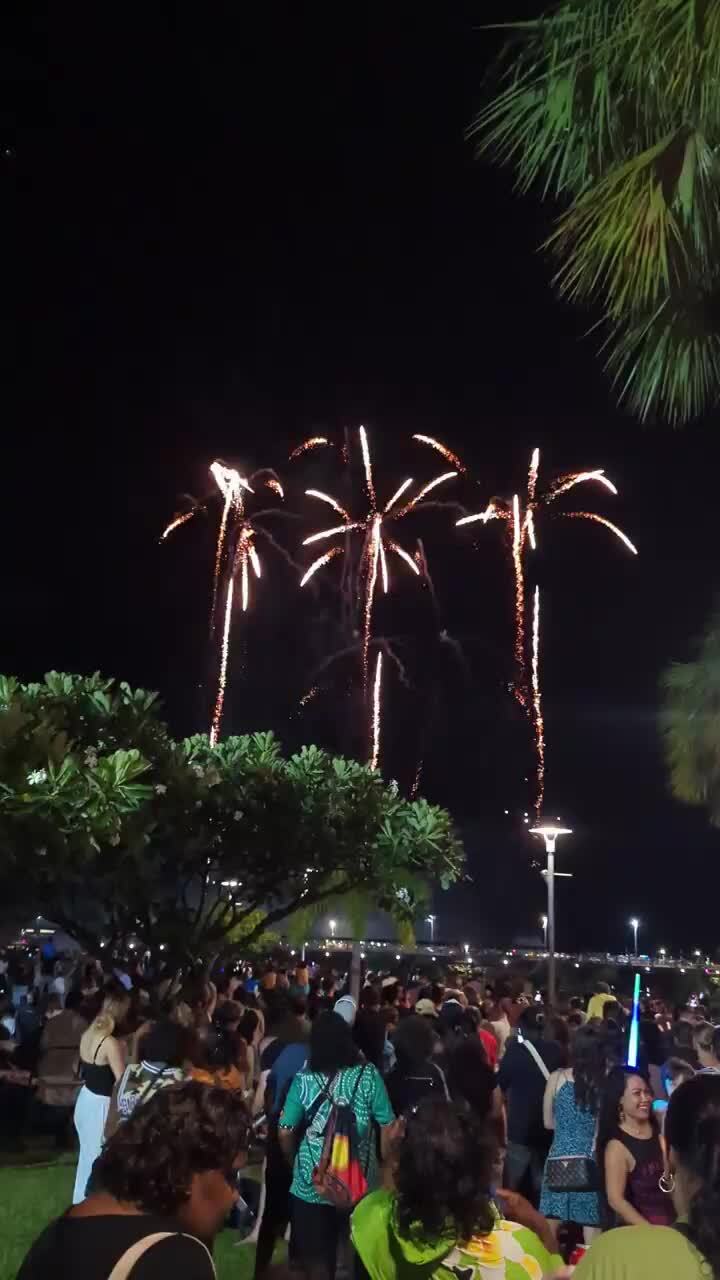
[531,823,572,1008]
[630,917,639,957]
[541,915,548,949]
[329,919,336,939]
[426,914,436,943]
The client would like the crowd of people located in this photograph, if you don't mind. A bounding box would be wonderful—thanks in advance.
[1,946,719,1279]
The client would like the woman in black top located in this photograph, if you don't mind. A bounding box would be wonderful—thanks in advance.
[18,1081,250,1280]
[386,1014,449,1115]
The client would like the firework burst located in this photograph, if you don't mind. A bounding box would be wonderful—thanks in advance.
[457,448,637,815]
[300,425,454,688]
[162,459,285,745]
[298,426,458,773]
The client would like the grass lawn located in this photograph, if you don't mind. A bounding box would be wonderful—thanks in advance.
[0,1155,257,1280]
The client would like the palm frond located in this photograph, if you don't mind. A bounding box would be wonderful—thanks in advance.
[661,609,720,820]
[474,0,720,424]
[470,0,634,198]
[620,0,720,137]
[603,290,720,424]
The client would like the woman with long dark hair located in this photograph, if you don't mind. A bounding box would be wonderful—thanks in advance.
[596,1066,674,1227]
[278,1011,395,1280]
[539,1024,610,1238]
[351,1099,563,1280]
[572,1075,720,1278]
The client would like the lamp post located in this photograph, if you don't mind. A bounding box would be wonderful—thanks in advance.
[329,919,337,940]
[541,915,548,950]
[426,914,436,943]
[531,824,572,1009]
[630,917,639,957]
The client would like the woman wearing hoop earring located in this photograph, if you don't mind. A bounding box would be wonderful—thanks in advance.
[596,1068,675,1227]
[568,1076,720,1278]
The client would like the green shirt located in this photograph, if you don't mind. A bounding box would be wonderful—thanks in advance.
[352,1189,563,1280]
[280,1063,394,1204]
[573,1225,707,1279]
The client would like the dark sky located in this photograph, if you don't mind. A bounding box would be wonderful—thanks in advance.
[6,2,720,953]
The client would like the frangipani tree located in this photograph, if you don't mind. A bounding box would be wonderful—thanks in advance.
[0,674,464,962]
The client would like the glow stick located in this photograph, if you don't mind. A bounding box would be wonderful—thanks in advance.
[627,972,641,1068]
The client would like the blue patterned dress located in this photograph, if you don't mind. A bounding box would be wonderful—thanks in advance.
[539,1079,601,1226]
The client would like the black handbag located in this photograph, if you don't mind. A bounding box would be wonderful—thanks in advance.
[545,1154,599,1192]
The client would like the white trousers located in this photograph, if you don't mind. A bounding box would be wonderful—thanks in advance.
[73,1085,110,1204]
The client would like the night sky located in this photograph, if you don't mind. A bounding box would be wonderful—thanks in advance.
[6,3,720,953]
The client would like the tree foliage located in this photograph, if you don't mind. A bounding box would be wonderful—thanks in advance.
[0,673,464,960]
[472,0,720,425]
[661,608,720,823]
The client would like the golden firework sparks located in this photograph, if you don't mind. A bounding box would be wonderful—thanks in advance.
[359,424,376,507]
[300,545,343,587]
[378,536,389,594]
[412,434,466,472]
[512,493,527,707]
[164,458,283,744]
[300,427,459,756]
[563,511,638,554]
[457,447,635,704]
[384,478,413,513]
[369,650,383,770]
[531,586,545,819]
[397,471,457,515]
[456,504,498,527]
[210,577,234,747]
[249,543,262,578]
[305,489,351,520]
[303,521,361,545]
[549,469,618,499]
[388,540,421,575]
[289,436,329,459]
[160,508,198,541]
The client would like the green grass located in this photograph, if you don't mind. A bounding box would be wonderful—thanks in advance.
[0,1156,257,1280]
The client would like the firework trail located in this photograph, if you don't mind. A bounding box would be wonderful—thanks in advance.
[369,650,383,770]
[160,508,199,541]
[457,448,636,814]
[289,436,330,459]
[300,546,344,587]
[211,578,235,746]
[163,459,285,743]
[413,434,466,473]
[562,511,638,555]
[531,586,545,817]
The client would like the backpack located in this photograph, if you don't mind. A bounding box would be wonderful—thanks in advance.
[310,1064,370,1210]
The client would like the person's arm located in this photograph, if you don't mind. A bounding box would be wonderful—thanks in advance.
[367,1065,398,1161]
[543,1070,562,1130]
[494,1189,557,1256]
[106,1035,127,1082]
[277,1075,304,1164]
[497,1043,513,1093]
[604,1138,647,1226]
[250,1068,270,1116]
[105,1078,122,1140]
[491,1085,507,1147]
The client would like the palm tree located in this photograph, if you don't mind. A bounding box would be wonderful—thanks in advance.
[662,605,720,822]
[472,0,720,425]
